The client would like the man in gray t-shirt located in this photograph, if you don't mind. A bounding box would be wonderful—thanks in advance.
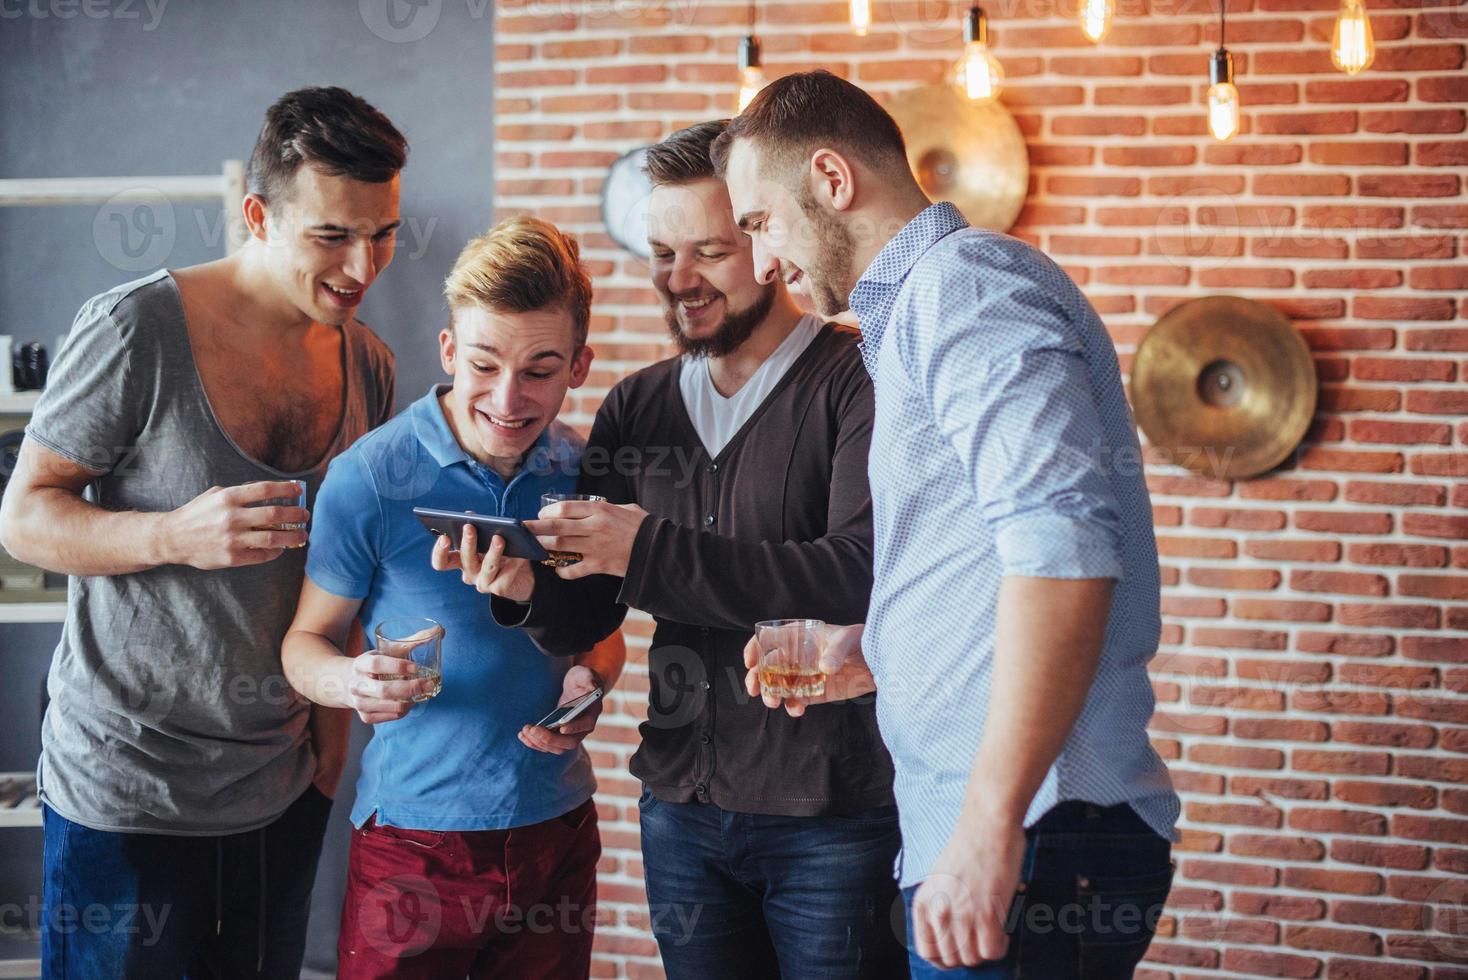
[0,87,403,977]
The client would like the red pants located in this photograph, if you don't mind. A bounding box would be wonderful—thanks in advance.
[337,799,600,980]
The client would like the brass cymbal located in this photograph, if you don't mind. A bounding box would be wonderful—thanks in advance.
[1131,296,1317,480]
[885,84,1029,233]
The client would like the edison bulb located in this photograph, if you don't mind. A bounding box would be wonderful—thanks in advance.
[952,41,1004,102]
[850,0,871,36]
[1207,82,1241,141]
[1331,0,1375,74]
[737,66,766,112]
[1080,0,1113,43]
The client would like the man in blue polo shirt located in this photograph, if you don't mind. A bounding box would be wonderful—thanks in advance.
[281,215,625,980]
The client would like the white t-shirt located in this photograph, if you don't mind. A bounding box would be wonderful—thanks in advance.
[678,314,823,458]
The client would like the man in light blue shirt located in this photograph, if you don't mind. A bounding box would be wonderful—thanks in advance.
[717,72,1179,979]
[282,216,625,979]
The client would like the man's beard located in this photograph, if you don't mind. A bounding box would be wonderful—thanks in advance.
[796,183,857,316]
[664,283,777,359]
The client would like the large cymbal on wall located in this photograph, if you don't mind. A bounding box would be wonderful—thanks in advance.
[884,84,1029,233]
[1131,296,1318,480]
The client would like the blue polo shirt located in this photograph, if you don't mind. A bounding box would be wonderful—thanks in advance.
[305,385,595,831]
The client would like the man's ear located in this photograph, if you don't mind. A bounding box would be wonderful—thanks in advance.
[568,344,594,390]
[242,194,270,243]
[439,324,457,377]
[809,148,857,213]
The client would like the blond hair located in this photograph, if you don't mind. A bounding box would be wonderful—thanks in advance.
[443,215,592,348]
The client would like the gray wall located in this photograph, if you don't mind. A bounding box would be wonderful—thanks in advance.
[0,1,494,971]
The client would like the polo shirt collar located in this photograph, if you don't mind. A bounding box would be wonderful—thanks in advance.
[409,384,566,477]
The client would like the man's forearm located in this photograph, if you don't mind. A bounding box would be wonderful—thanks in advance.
[282,630,356,710]
[958,576,1116,827]
[1,485,171,576]
[576,630,627,692]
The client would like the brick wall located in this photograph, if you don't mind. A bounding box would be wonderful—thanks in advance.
[492,1,1467,976]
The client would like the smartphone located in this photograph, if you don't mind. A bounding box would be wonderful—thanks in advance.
[533,687,604,730]
[413,507,551,563]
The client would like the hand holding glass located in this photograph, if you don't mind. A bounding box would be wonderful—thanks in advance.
[755,619,827,699]
[373,616,444,702]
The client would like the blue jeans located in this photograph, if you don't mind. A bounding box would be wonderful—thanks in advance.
[903,801,1173,980]
[41,784,333,979]
[638,787,909,980]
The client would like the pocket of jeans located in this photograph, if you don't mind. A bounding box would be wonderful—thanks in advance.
[636,785,660,812]
[1075,864,1174,978]
[827,803,900,829]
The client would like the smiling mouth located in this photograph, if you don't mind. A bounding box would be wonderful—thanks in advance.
[479,409,532,430]
[324,283,362,302]
[680,295,718,313]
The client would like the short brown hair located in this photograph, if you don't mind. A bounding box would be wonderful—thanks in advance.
[710,70,908,182]
[444,216,593,349]
[247,86,407,204]
[644,120,729,187]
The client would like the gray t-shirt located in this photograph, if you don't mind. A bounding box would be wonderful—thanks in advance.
[27,269,395,835]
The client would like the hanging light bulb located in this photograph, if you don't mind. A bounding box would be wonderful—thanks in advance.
[1080,0,1113,43]
[850,0,872,36]
[1331,0,1375,74]
[951,4,1003,103]
[736,34,765,112]
[1207,49,1241,141]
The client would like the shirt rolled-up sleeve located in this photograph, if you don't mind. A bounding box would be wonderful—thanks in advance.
[901,237,1125,581]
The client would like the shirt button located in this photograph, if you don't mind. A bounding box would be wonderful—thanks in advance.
[701,734,712,744]
[699,680,711,691]
[704,514,715,526]
[707,463,719,474]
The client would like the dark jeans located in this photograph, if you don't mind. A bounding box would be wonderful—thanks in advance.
[638,786,909,980]
[41,784,333,979]
[903,801,1173,980]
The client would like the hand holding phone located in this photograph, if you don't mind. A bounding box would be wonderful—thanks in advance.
[520,668,605,756]
[533,687,604,731]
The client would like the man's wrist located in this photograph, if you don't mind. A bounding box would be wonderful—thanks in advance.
[145,511,175,566]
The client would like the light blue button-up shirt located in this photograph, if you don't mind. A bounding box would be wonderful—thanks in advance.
[849,203,1179,888]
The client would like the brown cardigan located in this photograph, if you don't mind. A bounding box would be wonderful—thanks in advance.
[495,324,895,817]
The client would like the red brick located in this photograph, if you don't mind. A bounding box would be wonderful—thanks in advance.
[1398,574,1468,600]
[1233,775,1331,800]
[1344,482,1447,507]
[1246,540,1343,563]
[1309,141,1410,166]
[1306,78,1409,104]
[1298,628,1393,657]
[1298,450,1406,476]
[1338,603,1441,629]
[1179,914,1280,946]
[1191,744,1286,770]
[1335,780,1438,809]
[1408,329,1468,352]
[1296,509,1395,533]
[1222,948,1325,979]
[1359,174,1462,198]
[1158,536,1237,559]
[1396,755,1468,784]
[1357,297,1458,321]
[1405,514,1468,544]
[1232,834,1326,861]
[1233,892,1327,921]
[1338,663,1439,690]
[1418,140,1468,167]
[1330,899,1432,932]
[1291,570,1390,596]
[1189,508,1287,531]
[1255,172,1353,197]
[1397,696,1467,724]
[1294,749,1392,776]
[1234,599,1332,623]
[1394,814,1468,845]
[1331,839,1432,872]
[1289,678,1385,713]
[1284,867,1384,896]
[1182,858,1280,886]
[1407,388,1468,414]
[1193,627,1290,651]
[1354,358,1456,383]
[1286,924,1384,957]
[1291,807,1388,836]
[1304,268,1404,291]
[1402,636,1468,663]
[1235,718,1330,742]
[1364,109,1467,134]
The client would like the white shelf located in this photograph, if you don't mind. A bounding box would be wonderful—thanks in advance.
[0,165,240,207]
[0,772,40,829]
[0,392,39,414]
[0,603,65,624]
